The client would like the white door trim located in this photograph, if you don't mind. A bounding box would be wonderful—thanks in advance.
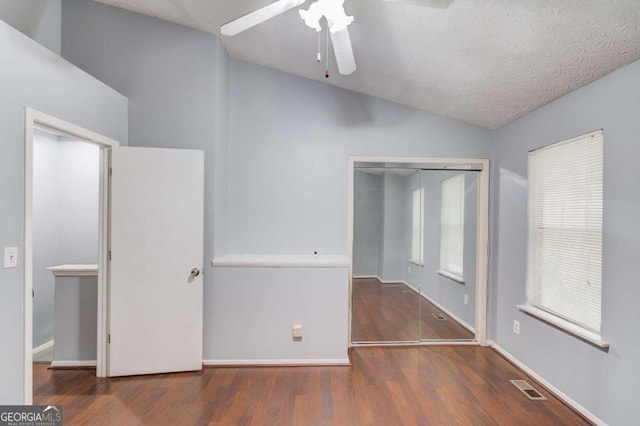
[346,156,490,346]
[23,107,119,404]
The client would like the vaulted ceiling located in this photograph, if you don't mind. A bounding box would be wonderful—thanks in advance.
[95,0,640,129]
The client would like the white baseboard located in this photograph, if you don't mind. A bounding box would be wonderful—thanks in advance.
[203,358,351,367]
[53,358,348,368]
[420,293,476,334]
[353,275,409,285]
[379,278,404,284]
[355,275,415,285]
[403,281,420,294]
[398,282,476,335]
[487,341,605,426]
[352,341,479,347]
[50,360,97,368]
[33,340,54,357]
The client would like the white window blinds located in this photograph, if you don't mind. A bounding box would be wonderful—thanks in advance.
[440,174,464,276]
[411,188,423,264]
[527,130,603,333]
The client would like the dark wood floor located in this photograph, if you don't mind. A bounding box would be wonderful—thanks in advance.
[352,278,474,342]
[34,346,590,425]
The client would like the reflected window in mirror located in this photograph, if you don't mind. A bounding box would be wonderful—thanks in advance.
[410,188,424,265]
[440,174,464,278]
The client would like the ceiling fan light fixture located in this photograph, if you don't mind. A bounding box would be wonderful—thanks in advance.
[299,0,354,34]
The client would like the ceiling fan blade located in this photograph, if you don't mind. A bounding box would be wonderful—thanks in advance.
[220,0,306,36]
[330,28,356,75]
[377,0,454,9]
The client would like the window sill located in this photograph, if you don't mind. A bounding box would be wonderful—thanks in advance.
[436,269,465,283]
[408,259,423,266]
[517,305,610,349]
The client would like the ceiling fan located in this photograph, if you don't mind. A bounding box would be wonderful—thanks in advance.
[220,0,454,77]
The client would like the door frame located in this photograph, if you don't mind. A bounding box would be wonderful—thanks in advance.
[347,156,490,346]
[23,108,119,404]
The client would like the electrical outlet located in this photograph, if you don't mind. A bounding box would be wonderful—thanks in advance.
[3,247,17,269]
[464,294,468,305]
[292,324,303,341]
[513,320,520,335]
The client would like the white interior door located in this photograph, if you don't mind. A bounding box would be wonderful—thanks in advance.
[108,146,204,376]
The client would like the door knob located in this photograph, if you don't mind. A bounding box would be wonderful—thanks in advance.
[190,268,200,277]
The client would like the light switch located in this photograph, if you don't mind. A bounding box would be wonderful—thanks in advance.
[4,247,18,269]
[292,324,303,341]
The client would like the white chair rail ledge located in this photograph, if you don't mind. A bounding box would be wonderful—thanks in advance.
[47,264,99,277]
[211,254,350,268]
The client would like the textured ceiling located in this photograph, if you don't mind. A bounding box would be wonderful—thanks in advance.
[94,0,640,129]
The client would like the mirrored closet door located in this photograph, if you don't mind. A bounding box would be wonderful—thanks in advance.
[418,169,477,341]
[351,162,481,344]
[351,168,421,343]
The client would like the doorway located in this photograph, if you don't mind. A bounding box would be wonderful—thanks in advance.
[23,108,117,404]
[31,127,100,367]
[347,157,489,346]
[25,108,206,404]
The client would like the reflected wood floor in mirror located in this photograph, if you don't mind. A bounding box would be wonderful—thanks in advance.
[352,277,474,342]
[33,346,590,425]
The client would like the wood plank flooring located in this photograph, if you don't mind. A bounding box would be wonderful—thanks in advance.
[33,346,590,425]
[352,278,474,342]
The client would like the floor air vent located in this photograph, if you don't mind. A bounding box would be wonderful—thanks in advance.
[510,379,547,400]
[431,313,447,320]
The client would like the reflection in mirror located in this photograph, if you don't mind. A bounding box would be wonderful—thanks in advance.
[352,165,479,343]
[419,170,477,341]
[351,168,420,342]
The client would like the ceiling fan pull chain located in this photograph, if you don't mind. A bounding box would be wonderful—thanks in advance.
[325,23,330,78]
[317,30,322,62]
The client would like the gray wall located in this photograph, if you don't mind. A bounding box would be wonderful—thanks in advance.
[218,60,490,358]
[0,18,127,403]
[61,0,231,361]
[55,140,100,263]
[420,170,477,330]
[33,132,99,348]
[213,33,230,258]
[0,0,60,53]
[61,0,220,154]
[53,276,97,361]
[492,58,640,424]
[353,171,383,277]
[209,265,349,362]
[226,60,493,256]
[353,171,411,281]
[61,0,227,259]
[32,132,59,349]
[380,174,406,281]
[219,60,490,357]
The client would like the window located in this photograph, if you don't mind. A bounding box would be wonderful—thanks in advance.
[410,188,423,264]
[440,174,464,277]
[526,130,603,335]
